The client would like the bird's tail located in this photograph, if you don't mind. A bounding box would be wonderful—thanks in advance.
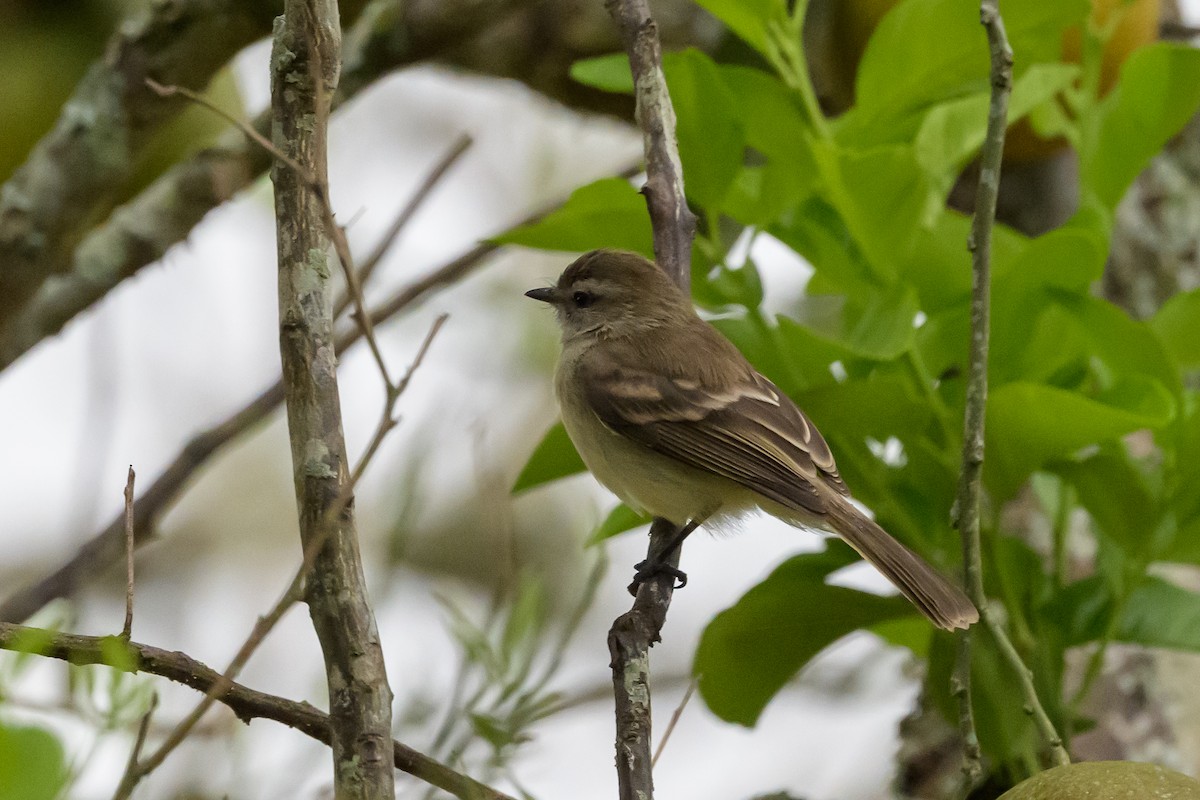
[825,501,978,631]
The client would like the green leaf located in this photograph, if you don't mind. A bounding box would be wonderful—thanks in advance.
[926,627,1041,763]
[1081,43,1200,209]
[792,285,920,362]
[902,211,1026,314]
[500,573,547,665]
[1055,448,1156,561]
[0,723,69,800]
[844,0,1087,145]
[5,625,57,676]
[1115,577,1200,652]
[986,377,1175,498]
[1150,287,1200,370]
[586,503,651,546]
[689,0,785,57]
[1044,576,1114,646]
[871,615,930,659]
[495,178,653,257]
[692,257,764,310]
[570,53,633,93]
[996,225,1106,292]
[512,422,585,493]
[770,196,875,295]
[914,63,1079,198]
[663,50,744,209]
[817,145,929,281]
[771,315,856,390]
[717,65,818,224]
[99,635,138,673]
[695,546,912,726]
[1055,292,1180,394]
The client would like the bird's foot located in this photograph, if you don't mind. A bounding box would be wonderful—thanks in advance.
[627,559,688,595]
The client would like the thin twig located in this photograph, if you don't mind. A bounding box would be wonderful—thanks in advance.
[121,466,135,640]
[651,676,696,768]
[0,622,515,800]
[602,1,695,799]
[111,693,157,800]
[0,163,640,626]
[144,78,317,185]
[953,0,1069,779]
[113,314,445,796]
[349,314,447,488]
[349,134,474,304]
[146,73,393,390]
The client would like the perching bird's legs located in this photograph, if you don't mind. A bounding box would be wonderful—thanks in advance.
[628,515,708,594]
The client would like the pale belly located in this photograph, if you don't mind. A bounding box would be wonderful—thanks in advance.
[556,368,751,526]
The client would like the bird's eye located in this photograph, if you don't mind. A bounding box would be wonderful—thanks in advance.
[572,291,594,308]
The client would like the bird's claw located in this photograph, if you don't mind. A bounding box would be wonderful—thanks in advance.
[627,559,688,595]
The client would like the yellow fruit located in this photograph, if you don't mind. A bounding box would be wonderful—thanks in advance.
[997,761,1200,799]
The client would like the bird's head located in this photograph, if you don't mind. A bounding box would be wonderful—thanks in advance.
[525,249,689,341]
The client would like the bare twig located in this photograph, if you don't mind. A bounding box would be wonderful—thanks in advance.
[111,693,157,800]
[0,163,639,626]
[144,78,317,184]
[953,0,1069,780]
[148,66,396,391]
[349,314,446,487]
[602,1,695,799]
[121,466,136,640]
[651,676,696,768]
[343,133,473,311]
[112,314,444,797]
[0,622,515,800]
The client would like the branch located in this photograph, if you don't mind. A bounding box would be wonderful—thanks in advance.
[604,0,695,285]
[0,0,289,327]
[602,1,695,799]
[0,0,490,373]
[271,1,395,796]
[121,466,136,640]
[953,0,1069,778]
[0,163,639,627]
[0,622,515,800]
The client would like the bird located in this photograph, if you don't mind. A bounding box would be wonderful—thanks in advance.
[525,248,978,631]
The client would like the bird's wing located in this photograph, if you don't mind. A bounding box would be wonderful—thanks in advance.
[579,352,849,516]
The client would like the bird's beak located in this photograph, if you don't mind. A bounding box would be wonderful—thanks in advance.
[525,286,557,304]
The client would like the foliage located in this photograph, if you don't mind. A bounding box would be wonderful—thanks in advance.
[400,558,606,797]
[512,0,1200,781]
[0,605,156,799]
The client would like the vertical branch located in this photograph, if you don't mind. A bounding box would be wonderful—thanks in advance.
[605,0,696,287]
[954,0,1069,780]
[270,2,395,798]
[121,466,136,640]
[603,2,695,799]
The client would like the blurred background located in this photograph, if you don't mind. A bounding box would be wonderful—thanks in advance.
[2,1,1200,798]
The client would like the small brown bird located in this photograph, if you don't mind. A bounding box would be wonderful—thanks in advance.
[526,249,977,631]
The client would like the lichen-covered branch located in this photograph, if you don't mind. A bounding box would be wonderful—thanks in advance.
[0,622,515,800]
[602,1,695,799]
[0,0,282,326]
[0,0,474,372]
[271,2,394,796]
